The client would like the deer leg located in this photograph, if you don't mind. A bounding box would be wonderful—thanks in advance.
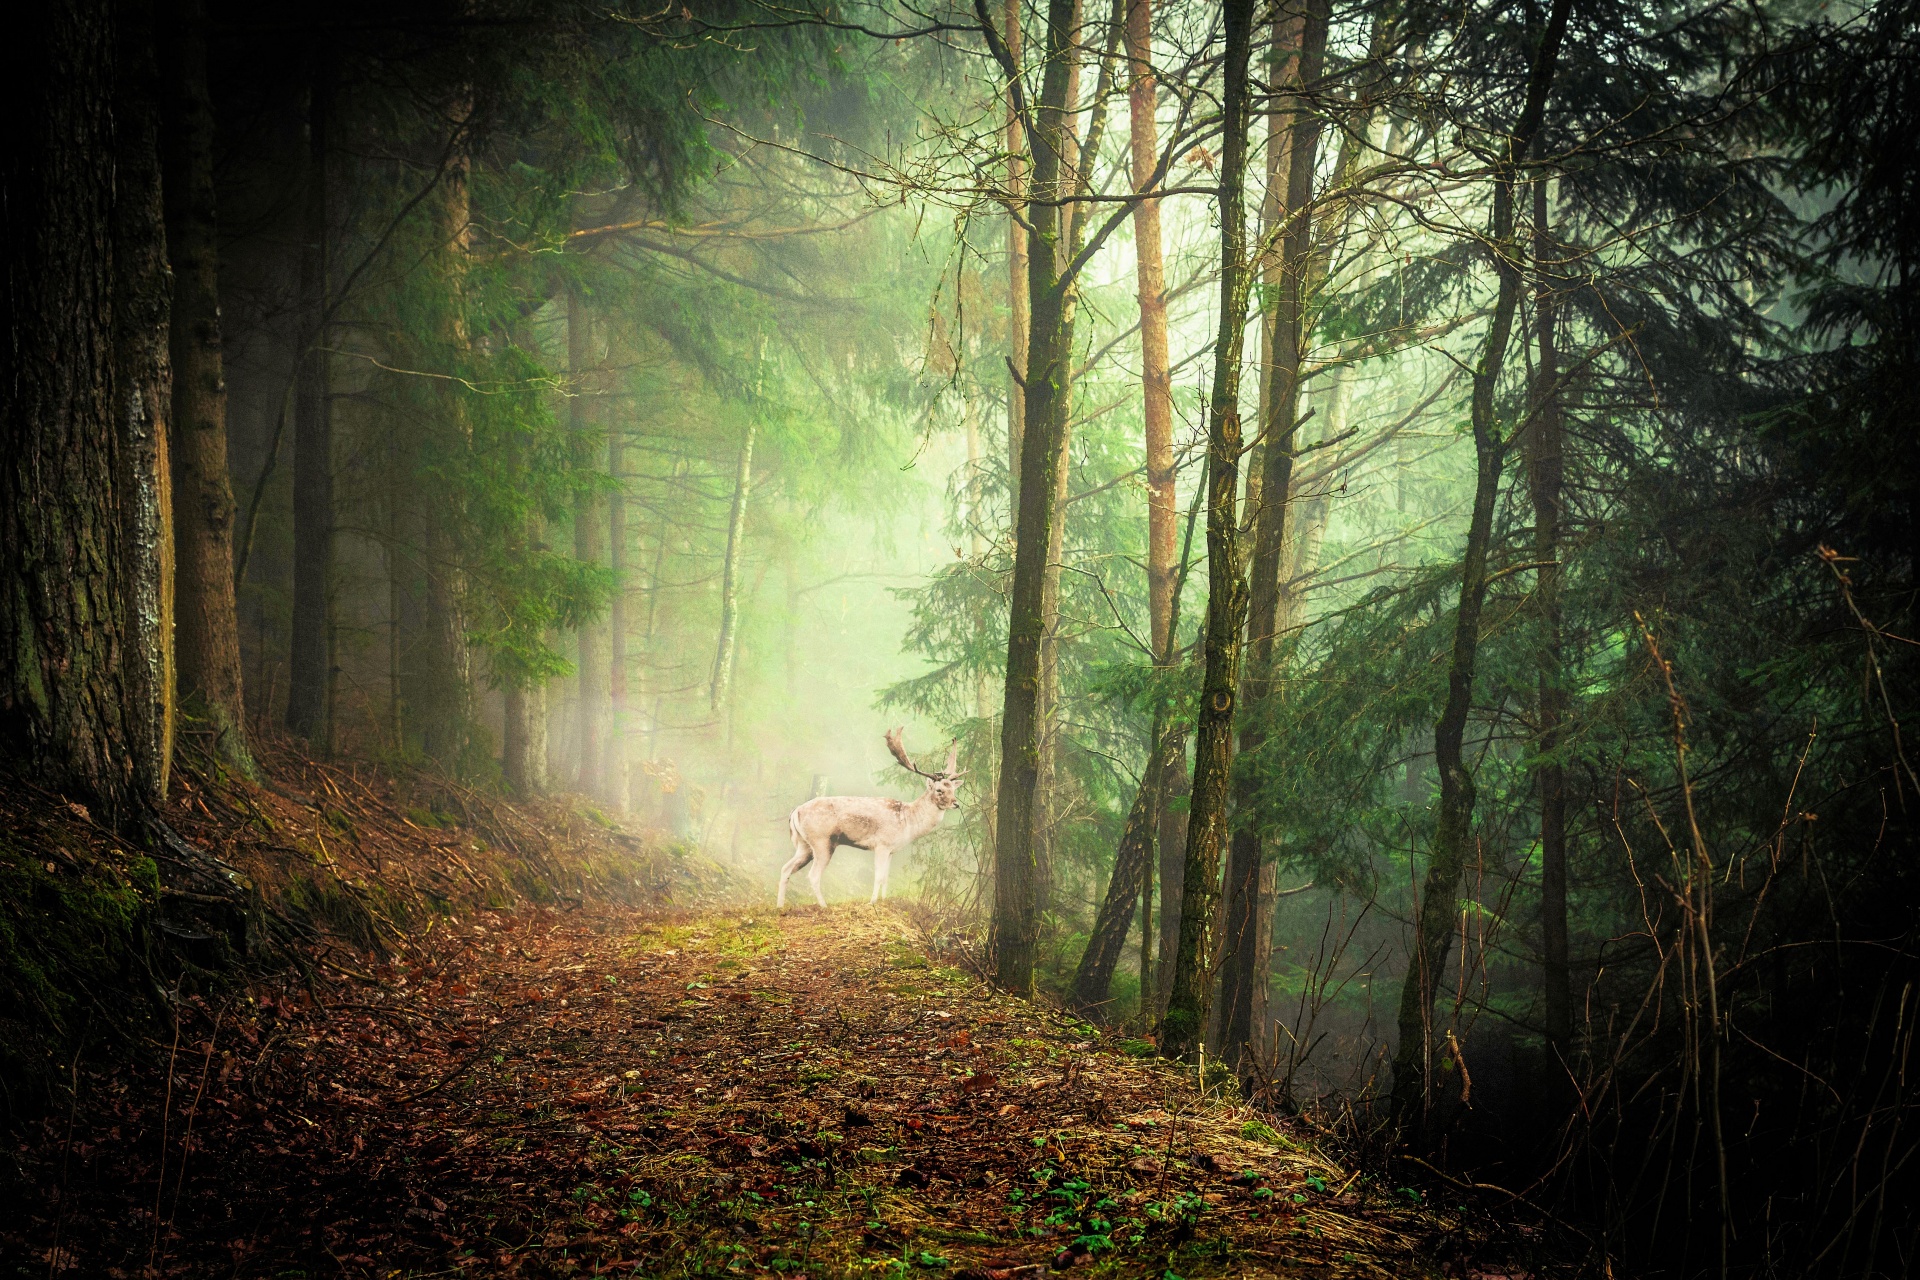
[871,848,891,902]
[777,844,812,909]
[808,848,830,907]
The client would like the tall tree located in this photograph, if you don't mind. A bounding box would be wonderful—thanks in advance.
[0,0,175,826]
[1127,0,1181,1020]
[711,418,755,721]
[286,50,333,743]
[1004,0,1028,499]
[608,426,629,809]
[417,106,477,768]
[983,0,1088,992]
[159,0,252,778]
[571,285,608,793]
[1215,0,1331,1070]
[1389,0,1573,1124]
[1529,179,1572,1059]
[1160,0,1257,1063]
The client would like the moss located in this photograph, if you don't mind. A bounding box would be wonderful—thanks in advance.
[1239,1119,1283,1145]
[0,833,155,1093]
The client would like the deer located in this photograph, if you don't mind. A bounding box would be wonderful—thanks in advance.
[777,728,962,908]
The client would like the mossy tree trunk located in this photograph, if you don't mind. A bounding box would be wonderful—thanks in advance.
[1216,0,1330,1071]
[1160,0,1257,1064]
[0,0,175,827]
[982,0,1085,994]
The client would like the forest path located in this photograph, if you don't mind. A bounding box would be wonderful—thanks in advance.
[12,904,1455,1278]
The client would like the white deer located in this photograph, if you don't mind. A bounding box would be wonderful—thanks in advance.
[778,729,962,907]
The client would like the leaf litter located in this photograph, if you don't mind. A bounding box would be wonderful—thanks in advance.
[2,893,1492,1278]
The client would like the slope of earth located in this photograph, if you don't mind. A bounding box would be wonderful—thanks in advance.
[4,906,1472,1278]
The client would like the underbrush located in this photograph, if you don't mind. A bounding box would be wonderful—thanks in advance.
[0,731,733,1115]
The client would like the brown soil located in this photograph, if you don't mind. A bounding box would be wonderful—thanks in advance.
[5,901,1462,1278]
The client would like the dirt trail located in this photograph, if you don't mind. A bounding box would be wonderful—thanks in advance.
[7,904,1457,1278]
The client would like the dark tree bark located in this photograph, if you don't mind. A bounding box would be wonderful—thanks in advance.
[0,0,175,826]
[1390,0,1573,1125]
[1529,178,1572,1058]
[1153,753,1187,1011]
[1160,0,1257,1064]
[160,0,253,778]
[983,0,1085,994]
[1003,0,1027,494]
[286,51,333,743]
[1072,720,1185,1013]
[1216,0,1330,1071]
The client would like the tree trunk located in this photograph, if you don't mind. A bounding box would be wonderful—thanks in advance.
[503,681,547,796]
[1072,719,1184,1013]
[286,52,332,744]
[159,0,251,779]
[711,420,755,719]
[571,286,607,793]
[418,119,475,770]
[966,399,999,898]
[985,0,1083,994]
[1124,0,1176,666]
[1004,0,1027,498]
[1154,750,1188,1011]
[1390,0,1572,1125]
[1216,0,1329,1071]
[1124,0,1174,1022]
[0,0,174,827]
[1160,0,1257,1064]
[608,427,629,810]
[1529,178,1572,1059]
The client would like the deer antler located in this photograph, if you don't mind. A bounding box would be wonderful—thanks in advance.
[885,727,936,778]
[942,739,961,778]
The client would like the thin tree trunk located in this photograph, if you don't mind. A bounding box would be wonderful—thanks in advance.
[1004,0,1027,499]
[1160,0,1257,1064]
[966,399,998,896]
[1154,750,1188,1011]
[387,429,404,747]
[287,52,332,744]
[1390,0,1572,1125]
[711,421,756,718]
[608,427,629,810]
[1126,0,1174,1021]
[1216,0,1329,1070]
[1530,177,1572,1059]
[571,286,607,793]
[420,117,474,770]
[1072,718,1185,1013]
[160,0,251,779]
[1034,0,1111,934]
[1126,0,1174,663]
[984,0,1083,993]
[0,0,174,825]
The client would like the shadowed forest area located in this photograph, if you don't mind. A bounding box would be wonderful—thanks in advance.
[1,0,1917,1275]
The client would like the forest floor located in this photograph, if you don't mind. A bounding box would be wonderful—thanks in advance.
[1,898,1505,1279]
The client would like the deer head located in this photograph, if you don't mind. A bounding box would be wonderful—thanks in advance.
[885,727,964,810]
